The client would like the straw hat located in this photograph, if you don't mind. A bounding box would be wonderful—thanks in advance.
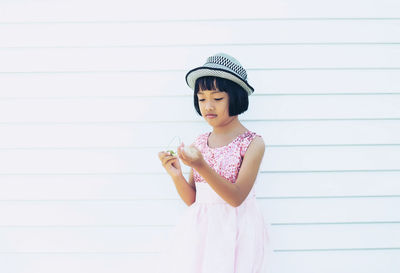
[185,53,254,95]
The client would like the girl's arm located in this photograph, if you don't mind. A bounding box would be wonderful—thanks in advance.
[171,168,196,206]
[194,136,265,207]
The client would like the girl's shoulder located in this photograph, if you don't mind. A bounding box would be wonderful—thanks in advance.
[240,130,263,142]
[239,131,264,157]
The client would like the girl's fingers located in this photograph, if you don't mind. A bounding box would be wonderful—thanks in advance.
[163,157,176,167]
[158,151,170,160]
[162,155,176,165]
[159,151,175,159]
[178,146,185,160]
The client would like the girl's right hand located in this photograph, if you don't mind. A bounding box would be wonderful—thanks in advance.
[158,151,183,178]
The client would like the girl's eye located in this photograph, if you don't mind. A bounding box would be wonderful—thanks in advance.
[199,98,223,101]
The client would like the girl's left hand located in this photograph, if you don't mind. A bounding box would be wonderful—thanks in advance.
[177,143,205,169]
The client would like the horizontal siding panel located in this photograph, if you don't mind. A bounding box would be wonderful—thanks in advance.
[0,253,158,273]
[0,226,170,252]
[0,224,398,252]
[0,251,398,273]
[0,45,399,72]
[0,95,399,123]
[265,197,400,222]
[0,120,399,148]
[1,70,399,97]
[0,200,186,226]
[0,174,181,200]
[0,146,399,173]
[0,198,398,225]
[255,171,400,197]
[1,0,400,21]
[272,224,400,249]
[274,250,399,273]
[0,172,399,200]
[1,20,400,47]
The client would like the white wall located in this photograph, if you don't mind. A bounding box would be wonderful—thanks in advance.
[0,0,399,272]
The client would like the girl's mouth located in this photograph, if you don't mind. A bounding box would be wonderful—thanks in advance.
[206,114,217,119]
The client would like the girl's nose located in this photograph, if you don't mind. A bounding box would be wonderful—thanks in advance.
[205,101,214,110]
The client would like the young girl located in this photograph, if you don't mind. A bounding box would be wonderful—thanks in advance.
[157,53,275,273]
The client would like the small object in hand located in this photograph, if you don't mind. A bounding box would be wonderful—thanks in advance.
[167,150,177,156]
[183,145,197,158]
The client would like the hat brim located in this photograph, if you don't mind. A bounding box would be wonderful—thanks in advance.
[185,67,254,96]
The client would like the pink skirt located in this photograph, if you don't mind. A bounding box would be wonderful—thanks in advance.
[157,182,276,273]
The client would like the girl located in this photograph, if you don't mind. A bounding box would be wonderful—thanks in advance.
[157,53,275,273]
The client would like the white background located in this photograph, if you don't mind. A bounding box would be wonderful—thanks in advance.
[0,0,399,272]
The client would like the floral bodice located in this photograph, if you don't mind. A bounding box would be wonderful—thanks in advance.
[192,130,262,184]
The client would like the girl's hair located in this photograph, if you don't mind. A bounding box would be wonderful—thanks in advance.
[193,76,249,117]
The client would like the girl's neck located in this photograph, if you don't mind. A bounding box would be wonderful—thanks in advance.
[210,117,247,138]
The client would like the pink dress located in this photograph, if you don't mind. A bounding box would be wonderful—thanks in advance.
[157,130,276,273]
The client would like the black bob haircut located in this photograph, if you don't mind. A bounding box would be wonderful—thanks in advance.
[193,76,249,117]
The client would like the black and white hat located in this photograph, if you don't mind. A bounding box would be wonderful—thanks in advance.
[185,53,254,96]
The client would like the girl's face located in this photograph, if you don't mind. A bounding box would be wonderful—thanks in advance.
[197,88,233,126]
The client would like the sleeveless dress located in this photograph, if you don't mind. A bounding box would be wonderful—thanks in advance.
[157,130,276,273]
